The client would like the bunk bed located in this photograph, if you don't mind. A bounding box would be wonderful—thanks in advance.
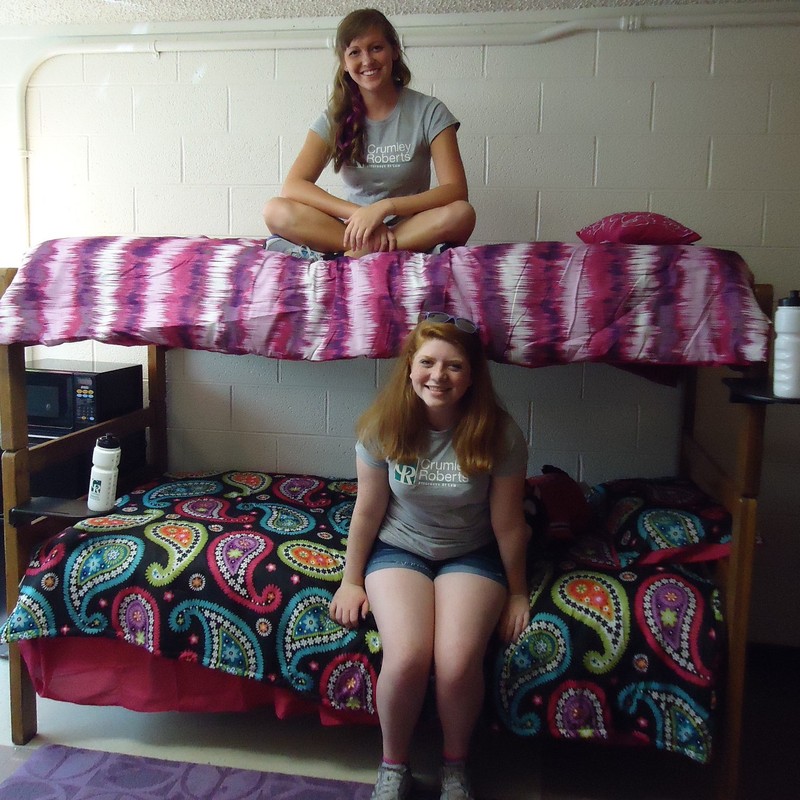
[0,236,772,800]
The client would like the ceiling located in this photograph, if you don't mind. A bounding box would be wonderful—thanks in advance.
[0,1,768,28]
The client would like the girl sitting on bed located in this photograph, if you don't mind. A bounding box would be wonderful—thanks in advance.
[262,8,476,261]
[329,312,530,800]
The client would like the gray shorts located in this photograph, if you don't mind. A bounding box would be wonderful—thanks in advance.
[364,539,508,587]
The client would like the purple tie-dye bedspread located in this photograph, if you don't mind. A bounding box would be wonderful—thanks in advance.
[0,236,769,367]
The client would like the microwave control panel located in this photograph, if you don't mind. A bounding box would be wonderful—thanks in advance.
[74,376,98,424]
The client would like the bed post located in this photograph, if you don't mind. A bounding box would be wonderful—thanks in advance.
[681,283,771,800]
[719,285,771,800]
[146,345,168,475]
[1,339,40,744]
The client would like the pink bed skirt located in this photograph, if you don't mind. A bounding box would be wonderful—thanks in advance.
[19,638,378,726]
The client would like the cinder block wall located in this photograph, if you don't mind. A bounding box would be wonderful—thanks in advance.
[3,12,799,645]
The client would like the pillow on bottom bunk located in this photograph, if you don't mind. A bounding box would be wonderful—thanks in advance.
[584,477,733,566]
[524,465,592,543]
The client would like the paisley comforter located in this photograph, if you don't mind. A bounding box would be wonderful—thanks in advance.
[0,237,768,368]
[1,471,725,763]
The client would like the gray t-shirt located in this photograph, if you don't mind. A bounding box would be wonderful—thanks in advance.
[355,416,528,560]
[310,88,459,207]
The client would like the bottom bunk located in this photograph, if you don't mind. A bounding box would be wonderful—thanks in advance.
[1,469,739,766]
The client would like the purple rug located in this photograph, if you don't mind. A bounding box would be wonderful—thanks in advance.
[0,744,376,799]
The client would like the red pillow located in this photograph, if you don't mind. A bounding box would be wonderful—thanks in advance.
[576,212,701,245]
[525,466,591,543]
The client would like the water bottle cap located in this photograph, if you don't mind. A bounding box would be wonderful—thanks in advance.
[96,433,120,449]
[778,290,800,307]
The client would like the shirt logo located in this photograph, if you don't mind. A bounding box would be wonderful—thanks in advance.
[392,459,469,488]
[366,142,412,166]
[394,463,417,485]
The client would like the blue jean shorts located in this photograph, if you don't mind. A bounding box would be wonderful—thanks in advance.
[364,539,508,587]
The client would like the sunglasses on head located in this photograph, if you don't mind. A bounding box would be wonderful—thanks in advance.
[418,311,479,334]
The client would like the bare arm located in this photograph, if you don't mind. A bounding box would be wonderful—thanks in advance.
[490,471,532,643]
[328,455,391,627]
[342,124,470,252]
[281,130,359,221]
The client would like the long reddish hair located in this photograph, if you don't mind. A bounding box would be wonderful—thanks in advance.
[357,320,506,475]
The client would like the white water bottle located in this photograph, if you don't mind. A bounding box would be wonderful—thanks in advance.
[773,290,800,399]
[87,434,121,512]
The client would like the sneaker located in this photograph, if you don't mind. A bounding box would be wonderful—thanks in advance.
[264,235,324,262]
[370,761,413,800]
[440,761,474,800]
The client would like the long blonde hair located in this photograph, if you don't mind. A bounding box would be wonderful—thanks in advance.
[329,9,411,172]
[357,320,505,475]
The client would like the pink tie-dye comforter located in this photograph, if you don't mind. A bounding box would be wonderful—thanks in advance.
[0,237,769,368]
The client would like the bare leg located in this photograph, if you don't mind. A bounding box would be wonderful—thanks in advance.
[262,197,346,253]
[433,572,506,760]
[366,567,435,764]
[264,196,476,257]
[390,200,476,253]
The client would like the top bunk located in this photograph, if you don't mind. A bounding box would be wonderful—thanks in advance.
[0,237,770,369]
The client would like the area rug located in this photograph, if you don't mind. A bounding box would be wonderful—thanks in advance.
[0,743,377,799]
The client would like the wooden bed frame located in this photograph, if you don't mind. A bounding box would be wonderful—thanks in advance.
[0,266,772,800]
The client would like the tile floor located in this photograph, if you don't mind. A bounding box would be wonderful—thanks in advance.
[0,644,797,799]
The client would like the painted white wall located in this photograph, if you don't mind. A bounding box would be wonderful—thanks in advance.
[0,5,798,647]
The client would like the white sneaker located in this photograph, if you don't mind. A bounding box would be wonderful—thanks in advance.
[440,761,474,800]
[264,235,324,262]
[430,242,453,255]
[370,761,413,800]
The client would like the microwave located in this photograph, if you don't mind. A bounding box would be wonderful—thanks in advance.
[26,359,144,437]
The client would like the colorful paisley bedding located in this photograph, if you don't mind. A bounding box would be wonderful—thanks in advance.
[1,471,725,763]
[0,237,769,368]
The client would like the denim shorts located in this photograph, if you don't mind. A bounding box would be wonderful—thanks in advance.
[364,539,508,587]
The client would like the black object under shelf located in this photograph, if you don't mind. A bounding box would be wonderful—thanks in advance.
[724,377,800,405]
[8,496,102,525]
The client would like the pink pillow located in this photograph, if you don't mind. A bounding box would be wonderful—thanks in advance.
[576,212,701,245]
